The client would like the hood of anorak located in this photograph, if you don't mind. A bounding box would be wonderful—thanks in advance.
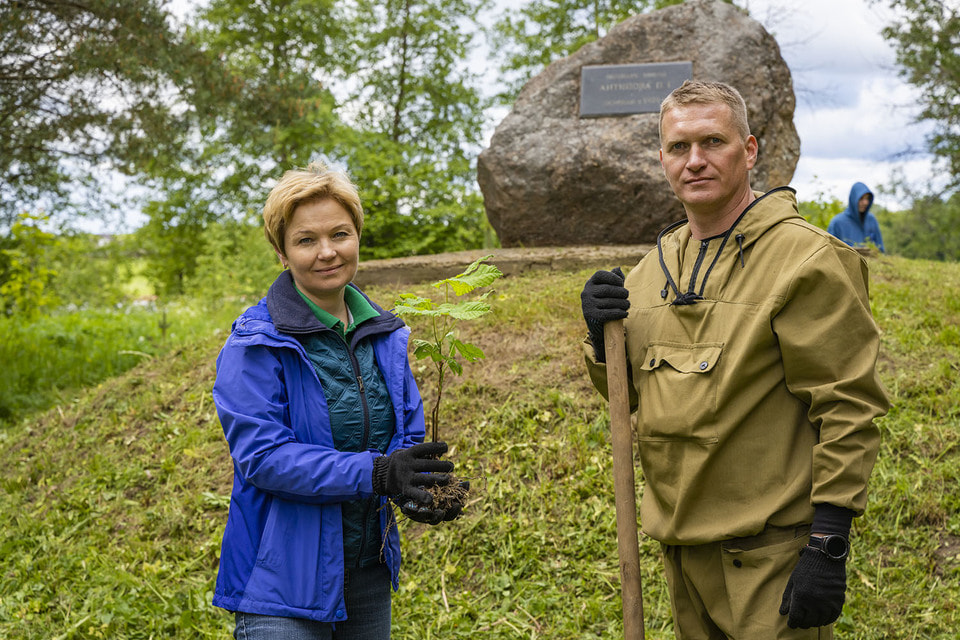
[847,182,873,217]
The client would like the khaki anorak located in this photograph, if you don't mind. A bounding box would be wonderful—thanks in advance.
[585,188,888,545]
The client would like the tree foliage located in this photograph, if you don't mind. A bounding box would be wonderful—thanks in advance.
[879,0,960,188]
[878,192,960,262]
[0,0,218,228]
[0,214,59,317]
[3,0,495,296]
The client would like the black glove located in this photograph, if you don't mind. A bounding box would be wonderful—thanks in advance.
[779,545,847,628]
[398,481,469,525]
[580,267,629,362]
[372,441,453,506]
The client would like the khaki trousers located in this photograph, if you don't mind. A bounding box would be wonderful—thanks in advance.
[661,525,834,640]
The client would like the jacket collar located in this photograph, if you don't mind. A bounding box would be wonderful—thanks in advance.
[265,270,404,339]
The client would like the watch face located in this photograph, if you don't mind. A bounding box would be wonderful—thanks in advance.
[821,535,849,559]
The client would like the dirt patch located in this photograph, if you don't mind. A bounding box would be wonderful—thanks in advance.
[934,534,960,576]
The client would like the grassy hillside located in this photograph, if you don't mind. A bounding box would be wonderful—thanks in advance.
[1,255,958,639]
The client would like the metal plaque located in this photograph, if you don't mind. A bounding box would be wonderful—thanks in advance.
[579,61,693,118]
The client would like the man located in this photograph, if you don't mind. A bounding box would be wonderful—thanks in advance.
[827,182,885,252]
[581,81,888,639]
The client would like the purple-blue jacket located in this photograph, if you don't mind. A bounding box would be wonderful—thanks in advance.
[211,284,425,622]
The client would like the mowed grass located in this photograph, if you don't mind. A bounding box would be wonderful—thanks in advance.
[0,254,958,638]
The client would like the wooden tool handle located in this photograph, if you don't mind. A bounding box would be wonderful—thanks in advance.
[603,319,645,640]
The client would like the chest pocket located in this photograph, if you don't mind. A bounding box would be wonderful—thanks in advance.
[635,342,723,443]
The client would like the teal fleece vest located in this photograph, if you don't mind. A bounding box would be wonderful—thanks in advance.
[299,330,395,567]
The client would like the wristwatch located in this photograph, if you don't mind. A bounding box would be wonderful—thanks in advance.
[807,534,850,561]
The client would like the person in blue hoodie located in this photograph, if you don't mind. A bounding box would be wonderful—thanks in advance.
[212,161,462,639]
[827,182,885,252]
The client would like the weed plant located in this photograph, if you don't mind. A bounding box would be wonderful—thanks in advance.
[0,255,958,638]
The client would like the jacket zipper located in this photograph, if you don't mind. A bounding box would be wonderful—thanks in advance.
[341,333,375,568]
[687,239,711,295]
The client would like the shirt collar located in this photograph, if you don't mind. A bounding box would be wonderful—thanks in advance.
[294,284,380,336]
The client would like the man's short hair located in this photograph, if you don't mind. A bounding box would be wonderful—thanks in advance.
[262,161,364,255]
[659,80,751,143]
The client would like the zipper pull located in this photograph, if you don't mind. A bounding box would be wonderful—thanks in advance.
[356,375,364,393]
[736,233,745,268]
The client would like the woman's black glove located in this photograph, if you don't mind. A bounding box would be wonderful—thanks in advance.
[372,441,453,506]
[580,267,629,362]
[779,546,847,629]
[397,481,469,525]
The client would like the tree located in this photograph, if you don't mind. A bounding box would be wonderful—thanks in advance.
[340,0,493,258]
[0,0,218,229]
[878,0,960,188]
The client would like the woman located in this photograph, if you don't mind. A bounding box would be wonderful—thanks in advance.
[212,161,459,639]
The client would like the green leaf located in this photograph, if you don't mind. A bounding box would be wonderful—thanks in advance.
[447,358,464,376]
[394,294,436,314]
[452,339,485,362]
[412,340,441,362]
[434,255,503,296]
[446,300,492,321]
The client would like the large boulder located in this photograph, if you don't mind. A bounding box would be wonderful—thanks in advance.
[477,0,800,247]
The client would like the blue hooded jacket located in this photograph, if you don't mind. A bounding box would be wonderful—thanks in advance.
[827,182,885,252]
[211,274,425,622]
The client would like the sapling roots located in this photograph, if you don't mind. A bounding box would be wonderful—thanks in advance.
[426,474,470,510]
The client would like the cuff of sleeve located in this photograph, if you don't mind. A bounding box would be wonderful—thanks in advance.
[812,503,856,537]
[585,319,606,363]
[372,455,389,495]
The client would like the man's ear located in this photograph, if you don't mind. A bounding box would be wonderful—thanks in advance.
[745,135,759,171]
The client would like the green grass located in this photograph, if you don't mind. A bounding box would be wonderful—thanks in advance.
[1,255,958,638]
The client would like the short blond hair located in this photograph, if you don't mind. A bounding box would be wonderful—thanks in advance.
[659,80,751,143]
[262,161,364,254]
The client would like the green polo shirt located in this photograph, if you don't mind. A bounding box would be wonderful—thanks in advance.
[295,285,380,336]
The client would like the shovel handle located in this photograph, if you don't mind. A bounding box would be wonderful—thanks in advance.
[603,319,645,640]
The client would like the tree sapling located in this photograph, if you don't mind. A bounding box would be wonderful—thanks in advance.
[393,254,502,513]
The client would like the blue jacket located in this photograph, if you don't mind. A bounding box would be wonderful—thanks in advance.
[211,274,426,622]
[827,182,885,252]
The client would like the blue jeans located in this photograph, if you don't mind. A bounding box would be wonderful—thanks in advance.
[233,565,392,640]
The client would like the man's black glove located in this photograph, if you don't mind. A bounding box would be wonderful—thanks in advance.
[372,441,453,506]
[779,546,847,629]
[580,267,629,362]
[397,481,469,525]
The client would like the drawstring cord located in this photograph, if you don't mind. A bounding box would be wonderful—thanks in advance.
[656,219,691,304]
[736,233,745,268]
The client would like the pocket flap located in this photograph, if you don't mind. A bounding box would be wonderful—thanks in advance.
[640,342,723,374]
